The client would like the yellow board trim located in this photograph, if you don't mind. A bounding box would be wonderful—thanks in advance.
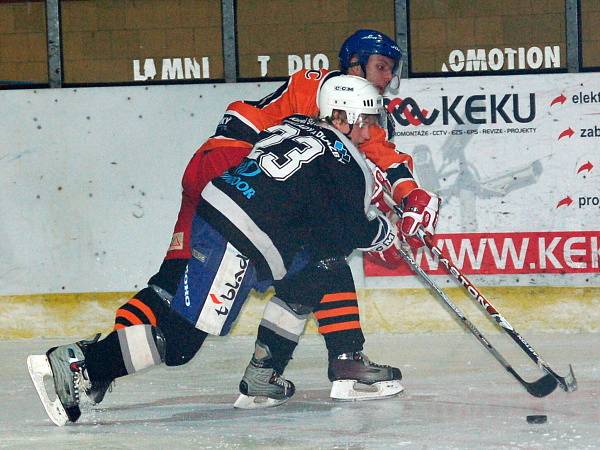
[1,287,598,339]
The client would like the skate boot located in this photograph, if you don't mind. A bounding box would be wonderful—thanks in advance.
[234,340,295,409]
[76,334,113,405]
[27,335,112,426]
[328,351,404,401]
[27,342,86,426]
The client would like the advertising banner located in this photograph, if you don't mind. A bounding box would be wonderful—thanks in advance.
[1,73,598,296]
[365,73,599,285]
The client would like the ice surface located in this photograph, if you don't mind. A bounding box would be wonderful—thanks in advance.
[2,332,599,449]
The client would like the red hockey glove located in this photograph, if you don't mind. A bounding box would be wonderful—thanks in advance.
[400,188,441,248]
[370,166,393,214]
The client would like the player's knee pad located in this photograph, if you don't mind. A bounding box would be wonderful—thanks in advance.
[274,260,356,308]
[115,288,207,367]
[115,324,166,375]
[259,296,309,344]
[159,307,208,367]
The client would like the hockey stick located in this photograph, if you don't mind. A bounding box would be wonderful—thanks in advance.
[413,228,577,394]
[382,192,576,395]
[394,243,558,397]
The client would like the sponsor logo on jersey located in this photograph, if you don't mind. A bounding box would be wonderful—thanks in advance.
[330,140,350,163]
[169,232,184,251]
[216,115,232,132]
[286,115,315,127]
[218,115,232,126]
[220,160,261,199]
[235,160,262,177]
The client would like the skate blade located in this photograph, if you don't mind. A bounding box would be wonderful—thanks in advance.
[330,379,404,401]
[27,355,69,426]
[233,393,291,409]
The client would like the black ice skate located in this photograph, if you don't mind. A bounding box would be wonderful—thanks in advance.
[233,340,295,409]
[328,351,404,401]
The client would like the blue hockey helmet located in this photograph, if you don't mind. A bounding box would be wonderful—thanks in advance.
[339,29,402,74]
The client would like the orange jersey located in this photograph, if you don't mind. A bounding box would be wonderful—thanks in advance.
[359,126,418,203]
[249,68,334,127]
[198,69,334,153]
[201,68,418,202]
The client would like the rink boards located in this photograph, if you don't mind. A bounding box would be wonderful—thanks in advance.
[1,73,599,338]
[1,286,598,338]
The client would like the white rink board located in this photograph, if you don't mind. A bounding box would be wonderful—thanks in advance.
[389,74,599,233]
[0,82,278,295]
[1,73,599,296]
[364,72,599,288]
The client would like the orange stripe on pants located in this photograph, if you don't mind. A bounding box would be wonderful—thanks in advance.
[320,292,357,303]
[114,309,143,328]
[318,320,362,334]
[128,298,157,326]
[314,306,359,320]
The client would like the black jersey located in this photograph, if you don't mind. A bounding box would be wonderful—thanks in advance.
[200,115,394,280]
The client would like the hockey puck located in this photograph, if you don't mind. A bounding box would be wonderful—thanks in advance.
[526,415,547,424]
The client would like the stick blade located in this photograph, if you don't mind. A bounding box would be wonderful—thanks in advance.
[558,364,577,393]
[526,373,558,398]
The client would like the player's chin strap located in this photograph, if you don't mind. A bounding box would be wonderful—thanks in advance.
[383,191,577,396]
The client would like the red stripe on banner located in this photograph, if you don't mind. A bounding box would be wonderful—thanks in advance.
[364,231,600,277]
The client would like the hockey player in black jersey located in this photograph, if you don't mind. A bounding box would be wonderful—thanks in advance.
[234,61,442,406]
[26,75,413,425]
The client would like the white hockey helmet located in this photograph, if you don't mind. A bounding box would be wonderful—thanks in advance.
[318,75,386,128]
